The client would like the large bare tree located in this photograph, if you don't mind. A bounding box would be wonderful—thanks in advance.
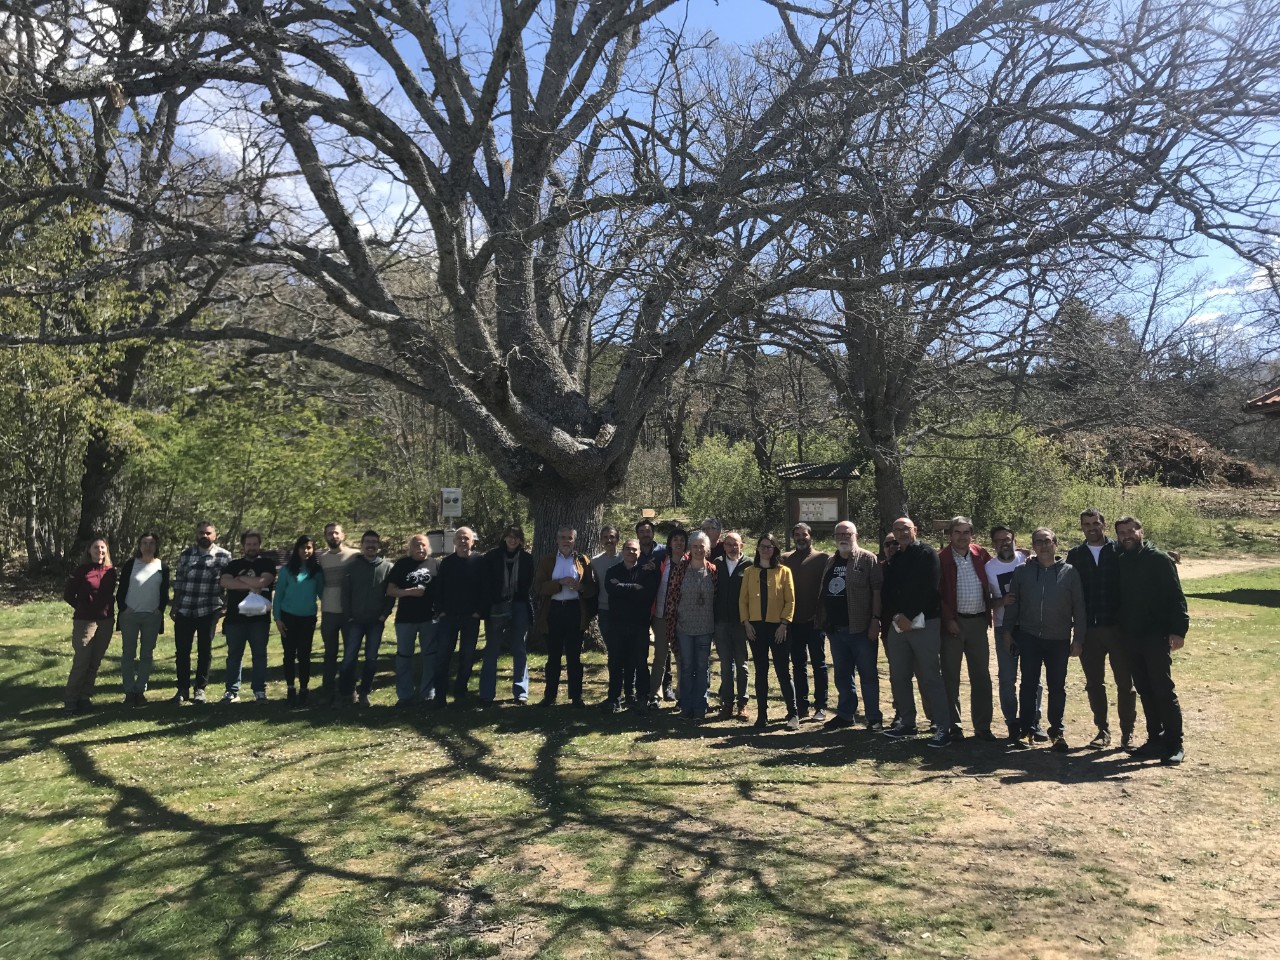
[4,0,1280,548]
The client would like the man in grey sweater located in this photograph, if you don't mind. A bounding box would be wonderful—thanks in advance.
[1002,528,1086,752]
[339,530,395,707]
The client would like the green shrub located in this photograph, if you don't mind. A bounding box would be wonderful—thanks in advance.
[682,435,783,536]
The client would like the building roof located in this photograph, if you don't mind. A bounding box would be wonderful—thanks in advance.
[775,460,862,480]
[1244,386,1280,417]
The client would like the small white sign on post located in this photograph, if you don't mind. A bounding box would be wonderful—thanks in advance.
[797,496,839,523]
[441,487,463,519]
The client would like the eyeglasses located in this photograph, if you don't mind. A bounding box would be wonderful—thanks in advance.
[1032,538,1054,546]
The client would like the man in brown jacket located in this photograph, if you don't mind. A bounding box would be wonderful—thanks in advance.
[783,523,831,721]
[534,526,599,707]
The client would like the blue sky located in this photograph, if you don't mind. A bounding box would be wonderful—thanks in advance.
[663,0,782,47]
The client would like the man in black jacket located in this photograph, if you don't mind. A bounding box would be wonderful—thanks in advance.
[712,531,751,721]
[880,517,950,748]
[1065,508,1136,749]
[479,525,535,705]
[432,527,491,707]
[1115,516,1189,765]
[604,538,659,712]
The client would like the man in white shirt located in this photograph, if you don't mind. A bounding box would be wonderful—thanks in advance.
[984,525,1042,740]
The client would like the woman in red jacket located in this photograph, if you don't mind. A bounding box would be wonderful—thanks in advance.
[63,538,118,715]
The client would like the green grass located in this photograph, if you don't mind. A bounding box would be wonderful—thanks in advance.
[2,567,1279,958]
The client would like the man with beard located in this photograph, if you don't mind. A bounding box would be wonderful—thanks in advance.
[388,533,440,707]
[782,523,831,722]
[1115,516,1188,765]
[1066,508,1137,749]
[169,521,232,704]
[817,521,884,731]
[938,516,996,742]
[317,522,358,706]
[219,530,276,703]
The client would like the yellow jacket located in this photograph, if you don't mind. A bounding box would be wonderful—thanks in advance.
[738,563,795,624]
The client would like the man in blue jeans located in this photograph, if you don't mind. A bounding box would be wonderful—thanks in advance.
[817,521,884,730]
[387,533,439,706]
[339,530,394,707]
[983,526,1044,740]
[1002,528,1086,752]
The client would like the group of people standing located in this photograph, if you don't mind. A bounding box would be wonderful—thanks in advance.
[59,509,1189,765]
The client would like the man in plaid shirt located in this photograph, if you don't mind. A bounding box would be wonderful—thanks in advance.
[169,520,232,704]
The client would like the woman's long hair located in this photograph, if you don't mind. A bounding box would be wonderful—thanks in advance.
[84,538,113,567]
[286,535,321,577]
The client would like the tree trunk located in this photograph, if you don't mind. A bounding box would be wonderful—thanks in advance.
[72,427,128,558]
[526,477,610,560]
[871,447,910,538]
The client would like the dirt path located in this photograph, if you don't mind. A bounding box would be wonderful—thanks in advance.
[1176,555,1280,580]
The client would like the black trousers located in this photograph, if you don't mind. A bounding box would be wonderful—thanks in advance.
[173,612,217,695]
[608,620,651,704]
[1126,632,1183,746]
[280,613,316,687]
[749,621,796,717]
[544,600,584,701]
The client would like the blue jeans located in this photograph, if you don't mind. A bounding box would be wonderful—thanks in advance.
[394,620,439,703]
[436,615,482,703]
[995,627,1043,734]
[340,620,385,697]
[1016,630,1069,737]
[479,602,531,702]
[677,631,714,718]
[828,628,882,724]
[224,618,270,695]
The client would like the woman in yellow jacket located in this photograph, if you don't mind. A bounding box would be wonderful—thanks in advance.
[738,533,798,730]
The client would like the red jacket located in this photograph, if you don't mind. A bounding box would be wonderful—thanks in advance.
[938,544,993,626]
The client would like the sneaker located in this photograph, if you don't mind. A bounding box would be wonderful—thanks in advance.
[254,691,267,703]
[1162,746,1185,765]
[662,684,676,702]
[785,714,800,731]
[192,688,207,704]
[1031,728,1050,743]
[646,697,660,711]
[169,691,190,705]
[1008,735,1032,750]
[883,724,919,739]
[973,730,998,742]
[611,702,624,715]
[735,707,750,722]
[927,729,952,749]
[867,720,884,732]
[753,715,768,730]
[824,715,855,730]
[798,707,810,721]
[1088,729,1111,749]
[1052,735,1069,753]
[1120,730,1135,749]
[220,691,239,704]
[812,708,827,723]
[718,705,735,721]
[949,727,966,742]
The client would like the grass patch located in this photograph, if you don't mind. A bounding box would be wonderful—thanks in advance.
[1,566,1278,958]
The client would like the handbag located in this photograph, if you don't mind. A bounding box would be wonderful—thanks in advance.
[238,592,271,616]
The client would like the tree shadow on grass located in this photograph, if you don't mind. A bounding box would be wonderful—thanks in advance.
[1186,588,1280,609]
[0,643,1176,960]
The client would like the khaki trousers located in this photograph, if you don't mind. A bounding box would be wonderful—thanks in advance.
[65,617,115,703]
